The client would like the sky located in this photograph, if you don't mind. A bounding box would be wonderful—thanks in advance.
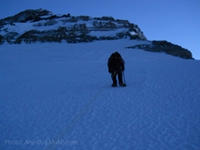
[0,0,200,59]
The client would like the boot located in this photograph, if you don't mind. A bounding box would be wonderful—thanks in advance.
[119,82,126,87]
[111,83,117,87]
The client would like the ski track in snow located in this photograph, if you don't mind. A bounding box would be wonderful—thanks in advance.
[0,40,200,150]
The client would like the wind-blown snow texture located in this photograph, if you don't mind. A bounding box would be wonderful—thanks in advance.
[0,39,200,150]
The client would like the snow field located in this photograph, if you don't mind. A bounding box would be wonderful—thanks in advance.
[0,39,200,150]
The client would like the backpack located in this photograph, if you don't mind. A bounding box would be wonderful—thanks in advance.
[108,52,124,72]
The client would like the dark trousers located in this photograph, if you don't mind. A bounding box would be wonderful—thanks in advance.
[112,71,123,85]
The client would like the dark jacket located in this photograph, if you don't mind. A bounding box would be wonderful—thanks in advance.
[107,52,125,73]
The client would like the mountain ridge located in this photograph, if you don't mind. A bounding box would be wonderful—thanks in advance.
[0,8,146,44]
[0,9,193,59]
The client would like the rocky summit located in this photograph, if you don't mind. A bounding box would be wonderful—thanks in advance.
[0,9,193,59]
[0,8,146,44]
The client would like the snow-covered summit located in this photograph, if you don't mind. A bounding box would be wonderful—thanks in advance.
[0,9,193,59]
[0,9,146,44]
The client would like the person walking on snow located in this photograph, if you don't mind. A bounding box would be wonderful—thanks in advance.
[107,52,126,87]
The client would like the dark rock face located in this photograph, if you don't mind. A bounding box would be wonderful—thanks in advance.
[0,9,52,24]
[126,40,193,59]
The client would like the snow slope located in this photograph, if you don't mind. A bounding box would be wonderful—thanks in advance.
[0,39,200,150]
